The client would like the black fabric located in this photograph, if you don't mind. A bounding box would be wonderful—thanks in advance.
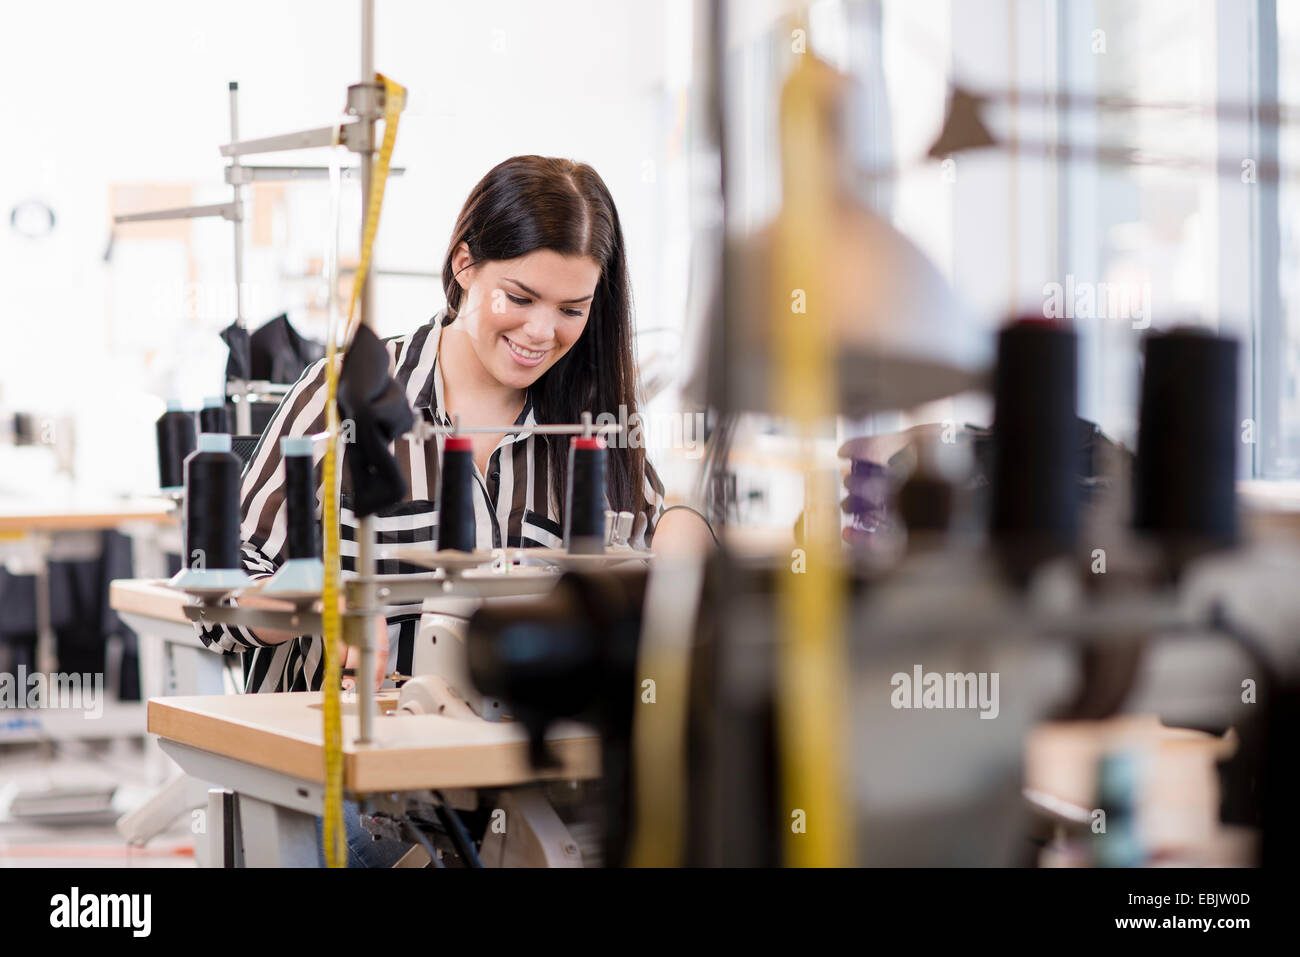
[220,322,252,381]
[964,417,1123,507]
[337,324,416,517]
[222,315,326,439]
[250,401,276,436]
[0,531,141,699]
[249,313,326,384]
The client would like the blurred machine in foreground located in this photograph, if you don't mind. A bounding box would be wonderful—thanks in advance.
[457,11,1300,869]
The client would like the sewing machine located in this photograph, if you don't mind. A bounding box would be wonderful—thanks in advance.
[115,541,651,866]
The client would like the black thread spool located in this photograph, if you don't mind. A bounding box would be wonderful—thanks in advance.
[281,436,318,560]
[1134,327,1238,574]
[990,318,1079,583]
[183,433,242,572]
[12,412,37,445]
[199,395,232,434]
[437,436,477,551]
[565,437,607,554]
[157,400,197,491]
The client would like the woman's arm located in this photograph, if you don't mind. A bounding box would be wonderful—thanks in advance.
[650,504,718,556]
[638,460,718,556]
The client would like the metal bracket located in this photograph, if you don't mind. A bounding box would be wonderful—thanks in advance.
[114,201,241,225]
[224,164,405,185]
[220,124,345,158]
[183,601,322,635]
[181,599,401,644]
[338,120,372,154]
[346,81,386,121]
[413,420,625,441]
[226,378,293,401]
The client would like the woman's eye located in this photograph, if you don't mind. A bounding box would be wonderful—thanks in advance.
[506,293,530,306]
[562,307,586,318]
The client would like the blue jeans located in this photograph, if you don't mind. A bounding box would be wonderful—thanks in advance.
[316,800,414,868]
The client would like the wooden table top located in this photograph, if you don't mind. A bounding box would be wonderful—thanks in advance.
[149,691,600,792]
[110,578,193,624]
[0,497,176,534]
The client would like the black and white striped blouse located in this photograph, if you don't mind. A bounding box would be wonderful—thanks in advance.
[197,312,665,693]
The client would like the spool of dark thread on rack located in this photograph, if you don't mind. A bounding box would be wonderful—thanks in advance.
[199,395,232,434]
[184,433,243,573]
[259,436,323,595]
[156,400,196,492]
[565,437,607,554]
[1133,326,1238,572]
[282,436,319,560]
[990,317,1079,583]
[437,436,477,552]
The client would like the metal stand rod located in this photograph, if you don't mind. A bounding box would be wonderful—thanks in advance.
[229,82,246,332]
[356,516,376,744]
[354,0,378,745]
[230,82,253,434]
[406,421,625,441]
[362,0,374,113]
[305,423,624,446]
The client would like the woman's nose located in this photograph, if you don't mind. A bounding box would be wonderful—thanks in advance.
[520,310,556,345]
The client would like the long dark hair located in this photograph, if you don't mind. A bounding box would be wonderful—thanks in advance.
[441,155,644,516]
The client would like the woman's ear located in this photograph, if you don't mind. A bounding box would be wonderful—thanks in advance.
[451,242,475,291]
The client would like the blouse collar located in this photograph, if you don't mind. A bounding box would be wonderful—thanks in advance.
[413,310,537,435]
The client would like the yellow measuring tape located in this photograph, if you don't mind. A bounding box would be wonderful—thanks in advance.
[320,72,406,869]
[772,52,850,868]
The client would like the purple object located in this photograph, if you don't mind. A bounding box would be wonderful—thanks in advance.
[842,459,895,536]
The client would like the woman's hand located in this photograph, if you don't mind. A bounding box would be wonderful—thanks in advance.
[341,614,390,692]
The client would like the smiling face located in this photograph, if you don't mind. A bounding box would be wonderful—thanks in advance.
[450,244,600,390]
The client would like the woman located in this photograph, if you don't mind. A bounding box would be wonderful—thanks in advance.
[197,155,712,695]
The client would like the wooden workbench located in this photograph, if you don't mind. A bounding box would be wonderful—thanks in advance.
[0,498,180,723]
[109,578,193,624]
[0,497,177,535]
[148,691,601,792]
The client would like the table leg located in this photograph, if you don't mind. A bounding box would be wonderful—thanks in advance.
[237,794,321,867]
[32,532,55,701]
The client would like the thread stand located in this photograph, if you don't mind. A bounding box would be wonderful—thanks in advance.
[115,81,405,434]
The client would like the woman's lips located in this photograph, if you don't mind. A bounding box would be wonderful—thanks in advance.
[504,336,548,367]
